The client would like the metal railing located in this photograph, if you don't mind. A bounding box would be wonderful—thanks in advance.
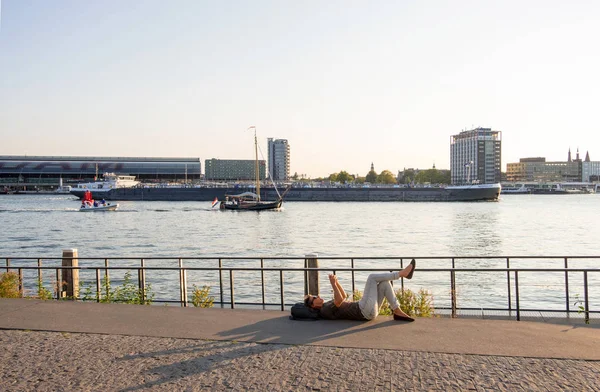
[2,256,598,323]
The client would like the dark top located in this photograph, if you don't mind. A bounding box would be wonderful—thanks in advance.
[318,300,368,321]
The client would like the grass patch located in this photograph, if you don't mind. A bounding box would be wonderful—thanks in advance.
[81,271,154,305]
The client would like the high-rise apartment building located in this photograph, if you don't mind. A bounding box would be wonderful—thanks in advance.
[267,138,290,181]
[450,127,502,185]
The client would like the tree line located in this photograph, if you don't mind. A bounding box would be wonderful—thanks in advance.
[293,168,451,185]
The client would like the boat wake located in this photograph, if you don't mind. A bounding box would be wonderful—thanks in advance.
[2,208,80,213]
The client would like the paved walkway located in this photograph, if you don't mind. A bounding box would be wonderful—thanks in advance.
[1,299,599,391]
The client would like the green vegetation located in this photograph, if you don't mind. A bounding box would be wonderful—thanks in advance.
[81,271,154,305]
[191,285,215,308]
[365,169,377,183]
[353,287,435,317]
[399,168,415,184]
[397,288,434,317]
[0,271,53,300]
[327,168,398,185]
[414,168,451,184]
[36,279,53,300]
[573,294,590,324]
[0,270,214,309]
[376,170,397,184]
[0,272,21,298]
[328,170,355,183]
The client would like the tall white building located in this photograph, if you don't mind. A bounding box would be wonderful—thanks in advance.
[450,127,502,185]
[267,138,290,181]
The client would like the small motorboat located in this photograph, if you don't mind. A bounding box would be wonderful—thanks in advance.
[79,202,119,212]
[79,189,118,211]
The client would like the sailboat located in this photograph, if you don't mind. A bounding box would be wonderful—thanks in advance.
[219,127,285,211]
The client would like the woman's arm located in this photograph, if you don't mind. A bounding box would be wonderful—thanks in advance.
[329,274,347,306]
[335,279,347,300]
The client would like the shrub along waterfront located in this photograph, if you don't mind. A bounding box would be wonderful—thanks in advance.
[353,288,434,317]
[0,271,218,308]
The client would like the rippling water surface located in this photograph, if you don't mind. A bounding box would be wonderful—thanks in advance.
[1,194,598,311]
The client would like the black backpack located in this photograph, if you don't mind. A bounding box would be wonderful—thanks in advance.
[289,302,320,321]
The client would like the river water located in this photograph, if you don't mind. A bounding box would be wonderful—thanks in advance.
[0,194,598,313]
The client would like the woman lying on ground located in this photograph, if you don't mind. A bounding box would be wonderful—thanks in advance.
[304,259,416,322]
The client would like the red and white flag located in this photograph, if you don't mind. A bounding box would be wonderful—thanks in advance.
[211,197,219,208]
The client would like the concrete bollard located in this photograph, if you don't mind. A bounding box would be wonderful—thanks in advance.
[61,249,79,299]
[304,253,319,296]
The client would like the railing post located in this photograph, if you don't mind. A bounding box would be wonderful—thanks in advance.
[261,258,265,307]
[583,271,590,324]
[305,253,319,296]
[229,270,235,309]
[37,259,42,290]
[400,258,405,292]
[95,268,101,302]
[55,268,61,300]
[61,249,79,299]
[506,257,512,312]
[351,258,356,294]
[280,270,285,311]
[138,259,146,302]
[219,258,224,308]
[515,270,520,321]
[5,258,10,273]
[178,259,185,307]
[18,268,23,297]
[303,258,308,296]
[564,257,570,314]
[450,270,457,318]
[182,268,188,307]
[451,258,457,318]
[104,258,110,298]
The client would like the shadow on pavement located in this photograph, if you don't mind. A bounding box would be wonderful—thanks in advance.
[117,315,408,391]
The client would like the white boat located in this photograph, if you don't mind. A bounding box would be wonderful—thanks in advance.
[71,173,140,198]
[79,202,119,212]
[55,185,72,194]
[55,178,72,194]
[501,184,531,194]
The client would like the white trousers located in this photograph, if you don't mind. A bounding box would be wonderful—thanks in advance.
[358,272,401,320]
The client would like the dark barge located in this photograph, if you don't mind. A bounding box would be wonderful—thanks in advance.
[71,184,501,202]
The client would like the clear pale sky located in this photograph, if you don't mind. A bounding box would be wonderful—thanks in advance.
[1,1,599,178]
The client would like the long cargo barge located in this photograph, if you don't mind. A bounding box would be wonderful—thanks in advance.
[71,183,501,202]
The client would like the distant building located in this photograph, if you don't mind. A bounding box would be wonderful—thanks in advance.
[579,150,599,182]
[0,155,201,190]
[506,158,580,182]
[582,161,600,182]
[267,138,290,181]
[450,127,502,185]
[204,158,265,181]
[506,148,597,182]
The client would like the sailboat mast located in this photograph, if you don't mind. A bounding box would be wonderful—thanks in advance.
[254,128,261,201]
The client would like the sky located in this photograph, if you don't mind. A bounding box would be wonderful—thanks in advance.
[1,1,599,178]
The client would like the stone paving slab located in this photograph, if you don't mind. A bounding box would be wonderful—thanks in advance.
[1,329,599,392]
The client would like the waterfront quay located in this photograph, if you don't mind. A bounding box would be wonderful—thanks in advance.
[1,298,599,391]
[5,254,599,323]
[2,254,599,389]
